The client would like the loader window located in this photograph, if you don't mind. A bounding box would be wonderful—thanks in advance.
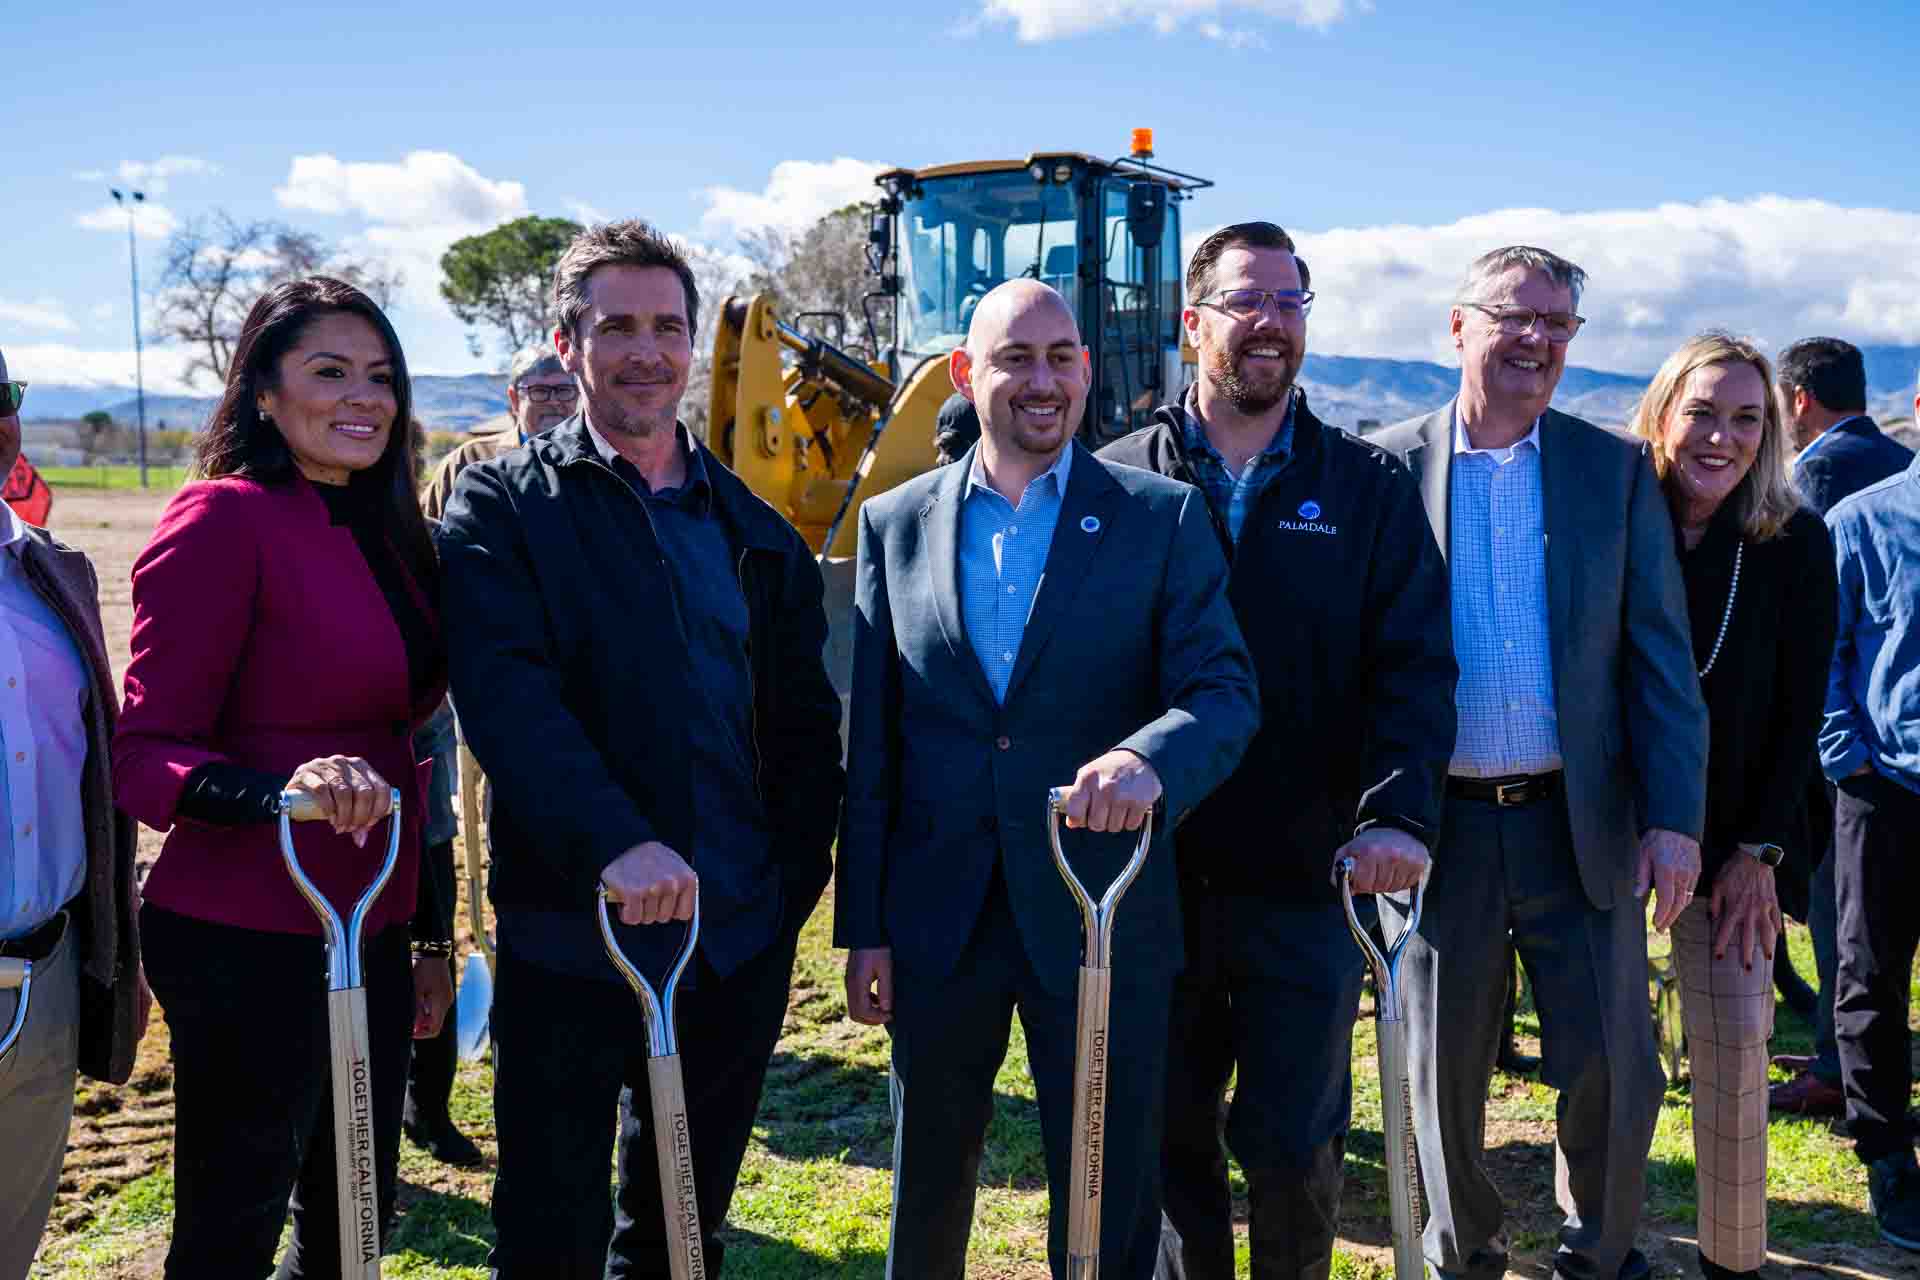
[897,170,1083,357]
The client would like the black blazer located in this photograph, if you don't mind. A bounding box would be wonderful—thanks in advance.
[1682,505,1837,896]
[1794,416,1914,518]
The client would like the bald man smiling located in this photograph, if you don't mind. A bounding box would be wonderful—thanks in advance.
[835,281,1259,1278]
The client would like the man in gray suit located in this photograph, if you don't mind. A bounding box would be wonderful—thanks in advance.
[1371,247,1708,1280]
[837,279,1259,1279]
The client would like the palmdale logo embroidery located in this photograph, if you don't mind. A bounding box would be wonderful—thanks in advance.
[1278,498,1337,535]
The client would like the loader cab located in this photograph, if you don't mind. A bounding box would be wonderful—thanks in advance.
[871,142,1211,448]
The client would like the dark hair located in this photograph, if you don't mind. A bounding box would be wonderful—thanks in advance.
[1185,221,1311,302]
[1777,337,1867,414]
[551,220,700,339]
[195,276,438,600]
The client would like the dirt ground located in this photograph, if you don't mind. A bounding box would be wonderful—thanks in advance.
[33,485,1920,1279]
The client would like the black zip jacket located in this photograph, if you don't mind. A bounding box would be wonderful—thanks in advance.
[1098,394,1455,902]
[436,416,845,977]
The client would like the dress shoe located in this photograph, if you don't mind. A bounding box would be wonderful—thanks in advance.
[1768,1070,1844,1116]
[1868,1151,1920,1251]
[1496,1042,1541,1075]
[1552,1246,1648,1280]
[404,1114,485,1167]
[1696,1247,1756,1280]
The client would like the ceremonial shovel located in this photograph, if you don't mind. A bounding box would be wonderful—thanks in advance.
[0,955,32,1068]
[452,742,495,1061]
[1047,787,1155,1280]
[1337,857,1430,1280]
[280,786,404,1280]
[598,882,706,1280]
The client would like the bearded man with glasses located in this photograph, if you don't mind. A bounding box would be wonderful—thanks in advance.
[1372,248,1708,1280]
[1101,223,1456,1280]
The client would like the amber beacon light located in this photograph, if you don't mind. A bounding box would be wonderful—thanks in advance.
[1130,127,1154,159]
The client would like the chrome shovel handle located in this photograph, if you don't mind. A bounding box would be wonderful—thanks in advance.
[0,957,30,1065]
[279,787,404,992]
[1046,787,1154,971]
[598,884,701,1059]
[1335,858,1429,1022]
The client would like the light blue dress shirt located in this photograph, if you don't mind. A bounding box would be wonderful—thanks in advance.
[959,443,1073,703]
[1447,413,1563,778]
[0,505,91,940]
[1821,453,1920,793]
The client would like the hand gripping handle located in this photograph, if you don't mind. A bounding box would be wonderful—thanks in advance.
[0,957,31,1065]
[598,884,701,1059]
[1046,787,1154,971]
[1334,857,1429,1021]
[278,788,404,992]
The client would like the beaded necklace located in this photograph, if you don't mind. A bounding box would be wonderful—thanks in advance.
[1697,538,1743,679]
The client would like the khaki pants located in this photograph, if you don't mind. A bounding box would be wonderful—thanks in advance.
[0,914,79,1280]
[1673,898,1774,1273]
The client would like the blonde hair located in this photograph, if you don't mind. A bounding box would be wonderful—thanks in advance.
[1627,331,1800,541]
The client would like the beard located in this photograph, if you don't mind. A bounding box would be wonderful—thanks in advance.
[1207,341,1298,415]
[583,384,677,441]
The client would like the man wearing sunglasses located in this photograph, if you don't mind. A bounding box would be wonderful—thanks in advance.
[0,350,147,1272]
[1100,223,1456,1280]
[1372,248,1706,1280]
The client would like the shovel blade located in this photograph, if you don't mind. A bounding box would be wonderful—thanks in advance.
[455,951,493,1061]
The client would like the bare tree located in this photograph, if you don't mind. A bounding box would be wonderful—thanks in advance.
[153,213,403,387]
[738,204,892,357]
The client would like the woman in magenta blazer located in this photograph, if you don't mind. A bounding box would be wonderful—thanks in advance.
[114,277,450,1278]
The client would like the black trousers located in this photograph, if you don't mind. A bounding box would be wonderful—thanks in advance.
[142,904,413,1280]
[405,840,459,1129]
[1159,881,1363,1280]
[1832,770,1920,1163]
[486,928,797,1279]
[887,872,1173,1280]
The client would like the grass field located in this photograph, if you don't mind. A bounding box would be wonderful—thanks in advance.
[24,487,1920,1278]
[40,465,187,492]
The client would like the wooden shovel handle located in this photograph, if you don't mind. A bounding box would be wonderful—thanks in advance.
[648,1052,707,1280]
[328,986,382,1279]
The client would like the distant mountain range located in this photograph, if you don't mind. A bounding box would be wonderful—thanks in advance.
[22,345,1920,433]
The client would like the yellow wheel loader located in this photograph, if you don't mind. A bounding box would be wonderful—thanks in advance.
[706,134,1212,729]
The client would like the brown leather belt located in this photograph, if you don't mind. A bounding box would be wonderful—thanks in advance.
[0,910,69,962]
[1447,771,1562,807]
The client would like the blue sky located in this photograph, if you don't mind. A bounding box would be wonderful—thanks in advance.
[7,0,1919,393]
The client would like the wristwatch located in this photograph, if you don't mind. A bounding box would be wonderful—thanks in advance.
[1745,842,1786,867]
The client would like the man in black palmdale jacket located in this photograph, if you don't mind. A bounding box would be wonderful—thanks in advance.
[1101,223,1456,1280]
[438,221,844,1279]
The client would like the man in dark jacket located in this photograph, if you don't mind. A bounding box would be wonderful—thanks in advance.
[437,222,844,1279]
[1100,224,1456,1280]
[0,355,146,1273]
[1769,336,1914,1118]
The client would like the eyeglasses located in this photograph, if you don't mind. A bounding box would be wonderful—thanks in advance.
[1462,303,1585,343]
[517,383,578,404]
[0,382,25,415]
[1195,288,1314,319]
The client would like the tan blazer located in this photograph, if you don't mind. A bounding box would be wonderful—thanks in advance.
[16,526,141,1083]
[1371,401,1708,909]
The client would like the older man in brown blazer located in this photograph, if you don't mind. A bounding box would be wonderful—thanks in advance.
[1371,249,1708,1280]
[0,350,146,1275]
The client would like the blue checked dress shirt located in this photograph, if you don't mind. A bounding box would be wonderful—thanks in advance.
[1447,413,1563,778]
[959,444,1072,703]
[1179,387,1296,543]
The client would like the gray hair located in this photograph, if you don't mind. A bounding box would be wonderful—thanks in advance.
[550,219,700,340]
[507,343,565,386]
[1456,245,1588,311]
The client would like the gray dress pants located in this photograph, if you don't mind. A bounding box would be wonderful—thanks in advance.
[0,913,79,1280]
[1381,793,1663,1280]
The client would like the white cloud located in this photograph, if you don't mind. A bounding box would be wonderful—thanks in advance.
[980,0,1363,41]
[3,343,197,394]
[564,199,612,226]
[73,155,218,196]
[0,298,78,334]
[700,158,892,238]
[275,150,531,311]
[1185,195,1920,373]
[277,150,526,225]
[74,200,180,240]
[1198,21,1267,47]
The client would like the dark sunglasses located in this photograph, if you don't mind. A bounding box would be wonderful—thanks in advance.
[0,382,24,415]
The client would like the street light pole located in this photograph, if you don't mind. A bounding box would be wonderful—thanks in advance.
[110,188,150,489]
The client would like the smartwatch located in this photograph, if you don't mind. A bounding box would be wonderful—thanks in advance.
[1746,842,1786,867]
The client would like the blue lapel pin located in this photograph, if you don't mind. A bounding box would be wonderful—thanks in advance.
[1081,515,1101,534]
